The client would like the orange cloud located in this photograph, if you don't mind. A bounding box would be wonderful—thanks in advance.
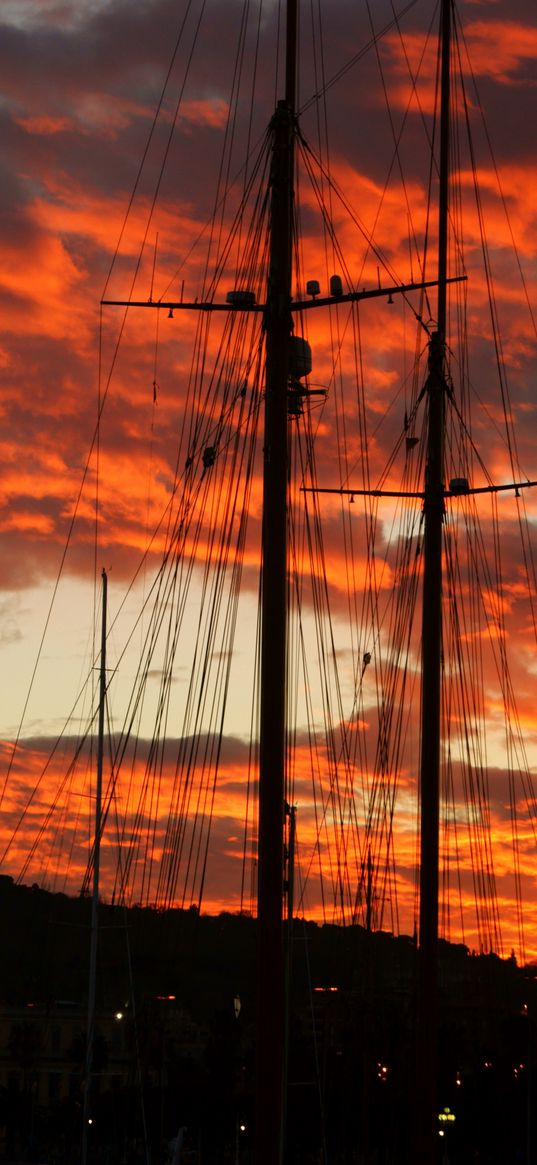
[383,18,537,115]
[15,114,74,135]
[1,0,537,971]
[462,20,537,86]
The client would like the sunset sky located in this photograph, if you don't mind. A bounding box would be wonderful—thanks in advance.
[1,0,537,960]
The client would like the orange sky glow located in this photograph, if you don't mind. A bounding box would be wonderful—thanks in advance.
[1,0,537,967]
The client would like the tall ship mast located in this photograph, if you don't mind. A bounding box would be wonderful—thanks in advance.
[416,0,451,1157]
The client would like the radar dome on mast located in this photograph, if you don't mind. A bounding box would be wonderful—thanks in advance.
[289,335,312,379]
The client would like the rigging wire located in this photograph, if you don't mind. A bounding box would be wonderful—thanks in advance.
[4,0,537,973]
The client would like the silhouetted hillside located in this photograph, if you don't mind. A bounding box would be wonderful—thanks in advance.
[0,873,535,1163]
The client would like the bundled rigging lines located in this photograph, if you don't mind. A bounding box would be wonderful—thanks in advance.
[2,0,537,968]
[285,0,537,957]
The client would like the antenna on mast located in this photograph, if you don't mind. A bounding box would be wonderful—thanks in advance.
[82,569,108,1165]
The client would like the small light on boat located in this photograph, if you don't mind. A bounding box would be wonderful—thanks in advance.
[439,1131,445,1137]
[306,279,320,298]
[330,274,343,297]
[239,1124,246,1133]
[88,1119,93,1126]
[115,1011,123,1020]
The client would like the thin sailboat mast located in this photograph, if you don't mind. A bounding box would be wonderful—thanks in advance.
[416,0,451,1158]
[82,568,108,1165]
[255,1,297,1162]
